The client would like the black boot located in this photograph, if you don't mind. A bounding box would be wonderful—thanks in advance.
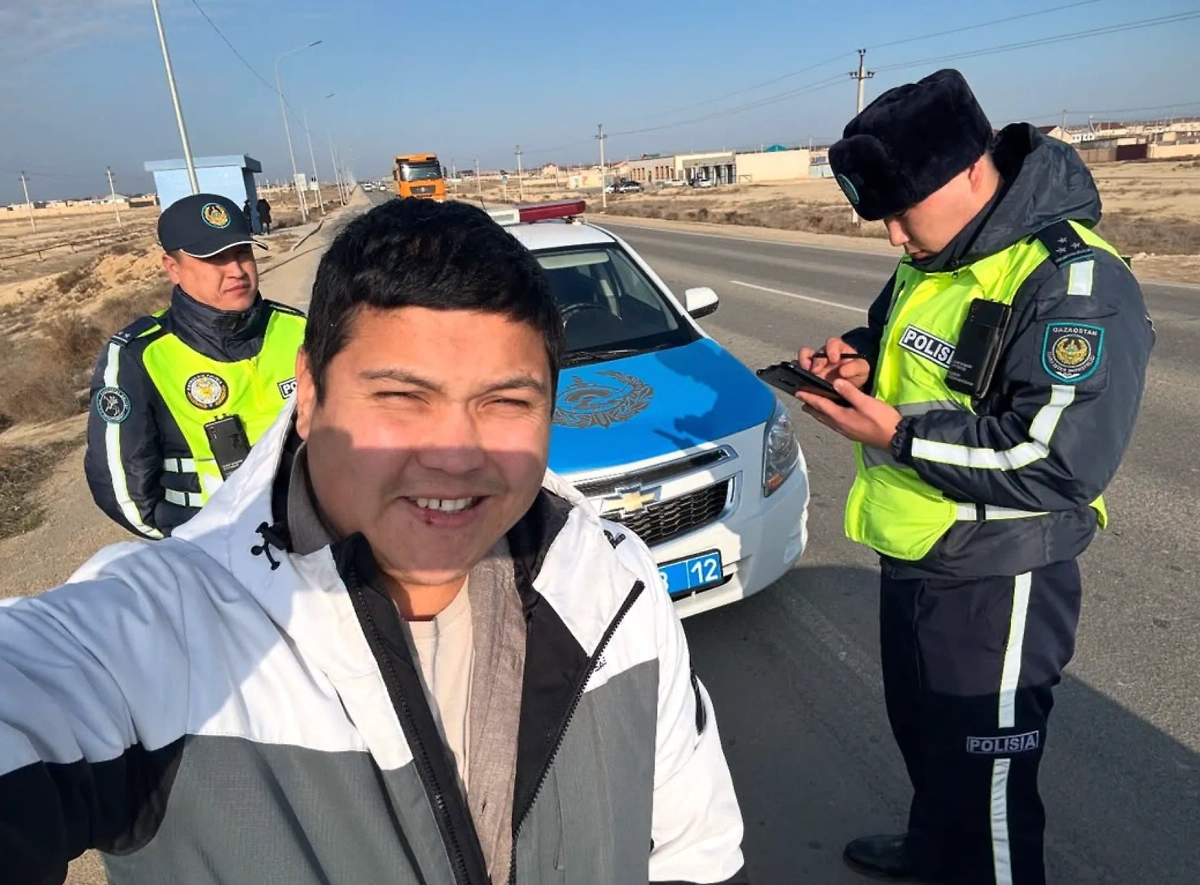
[843,834,944,882]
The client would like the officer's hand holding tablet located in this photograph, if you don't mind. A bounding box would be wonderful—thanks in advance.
[758,338,902,452]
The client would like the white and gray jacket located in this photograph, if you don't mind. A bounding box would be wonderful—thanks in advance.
[0,405,748,885]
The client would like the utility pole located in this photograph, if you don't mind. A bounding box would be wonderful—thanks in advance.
[276,41,322,223]
[1061,109,1068,131]
[19,171,36,231]
[848,49,874,225]
[329,137,345,206]
[303,109,324,215]
[106,167,123,227]
[850,48,874,117]
[151,0,198,194]
[476,158,482,199]
[596,124,607,210]
[515,145,524,201]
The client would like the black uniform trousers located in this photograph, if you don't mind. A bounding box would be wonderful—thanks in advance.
[880,559,1082,885]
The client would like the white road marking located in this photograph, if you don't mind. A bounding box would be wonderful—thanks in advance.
[729,279,868,315]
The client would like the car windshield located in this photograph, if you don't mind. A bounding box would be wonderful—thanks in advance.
[534,245,699,365]
[400,162,442,182]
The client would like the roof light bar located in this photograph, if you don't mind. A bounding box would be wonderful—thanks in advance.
[517,200,587,223]
[486,199,588,228]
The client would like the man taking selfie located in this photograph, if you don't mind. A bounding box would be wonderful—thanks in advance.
[1,198,746,885]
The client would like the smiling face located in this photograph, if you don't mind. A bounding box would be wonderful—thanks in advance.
[162,244,259,312]
[295,305,554,603]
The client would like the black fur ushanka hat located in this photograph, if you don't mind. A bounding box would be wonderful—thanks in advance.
[829,69,994,221]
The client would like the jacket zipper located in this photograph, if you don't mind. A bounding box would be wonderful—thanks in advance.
[345,558,476,885]
[507,579,646,885]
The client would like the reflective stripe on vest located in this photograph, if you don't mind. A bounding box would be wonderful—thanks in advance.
[845,222,1113,561]
[141,309,305,507]
[165,489,204,509]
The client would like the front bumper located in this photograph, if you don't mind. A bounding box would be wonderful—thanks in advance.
[568,425,810,619]
[666,457,809,619]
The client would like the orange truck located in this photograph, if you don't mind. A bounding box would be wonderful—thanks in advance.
[393,153,446,200]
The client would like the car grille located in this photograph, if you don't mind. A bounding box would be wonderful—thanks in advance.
[605,480,731,547]
[574,448,731,498]
[410,185,436,196]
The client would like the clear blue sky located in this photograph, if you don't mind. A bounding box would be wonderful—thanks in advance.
[2,0,1198,203]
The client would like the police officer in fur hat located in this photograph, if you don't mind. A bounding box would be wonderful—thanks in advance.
[794,69,1154,883]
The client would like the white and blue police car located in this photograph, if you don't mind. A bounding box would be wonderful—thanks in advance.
[492,200,810,618]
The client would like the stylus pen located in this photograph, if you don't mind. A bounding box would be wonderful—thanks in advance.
[813,350,865,360]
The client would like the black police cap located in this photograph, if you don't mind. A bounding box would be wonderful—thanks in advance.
[158,193,266,258]
[829,69,994,222]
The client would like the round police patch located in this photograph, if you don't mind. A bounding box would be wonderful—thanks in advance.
[185,373,229,410]
[1043,322,1103,383]
[94,386,131,424]
[201,202,231,229]
[836,173,860,206]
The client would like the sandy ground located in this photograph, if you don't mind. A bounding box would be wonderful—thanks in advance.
[0,187,367,885]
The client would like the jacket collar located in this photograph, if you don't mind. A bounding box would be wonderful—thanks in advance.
[166,285,269,361]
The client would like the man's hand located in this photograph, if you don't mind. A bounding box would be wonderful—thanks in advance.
[797,337,871,389]
[796,378,902,451]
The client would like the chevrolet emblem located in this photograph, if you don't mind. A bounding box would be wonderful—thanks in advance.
[599,486,659,516]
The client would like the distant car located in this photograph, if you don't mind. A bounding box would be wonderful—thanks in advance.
[613,179,643,193]
[658,178,685,188]
[486,200,810,618]
[692,178,716,189]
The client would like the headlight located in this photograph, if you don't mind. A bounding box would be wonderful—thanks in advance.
[762,398,800,497]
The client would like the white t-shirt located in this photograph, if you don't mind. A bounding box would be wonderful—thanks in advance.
[401,583,474,793]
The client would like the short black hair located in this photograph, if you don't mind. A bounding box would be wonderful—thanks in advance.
[304,198,564,401]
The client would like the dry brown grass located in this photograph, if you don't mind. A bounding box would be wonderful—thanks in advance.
[604,195,888,239]
[0,440,80,540]
[0,283,170,429]
[1094,211,1200,256]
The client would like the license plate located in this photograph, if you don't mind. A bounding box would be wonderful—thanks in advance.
[658,550,724,598]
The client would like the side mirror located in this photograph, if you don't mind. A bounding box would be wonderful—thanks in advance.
[684,287,719,319]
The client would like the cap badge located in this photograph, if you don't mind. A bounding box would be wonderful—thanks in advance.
[201,202,231,229]
[836,174,861,206]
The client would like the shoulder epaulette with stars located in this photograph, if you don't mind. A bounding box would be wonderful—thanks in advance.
[1033,220,1093,269]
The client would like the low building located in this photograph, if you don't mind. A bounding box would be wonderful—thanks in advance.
[627,154,677,184]
[735,148,810,183]
[677,151,735,185]
[143,155,265,231]
[1036,125,1071,143]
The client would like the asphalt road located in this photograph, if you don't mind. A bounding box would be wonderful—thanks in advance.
[361,192,1200,882]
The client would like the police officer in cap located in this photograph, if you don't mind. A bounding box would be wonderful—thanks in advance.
[794,69,1153,883]
[85,193,306,539]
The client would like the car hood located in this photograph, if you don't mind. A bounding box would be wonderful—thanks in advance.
[550,338,777,477]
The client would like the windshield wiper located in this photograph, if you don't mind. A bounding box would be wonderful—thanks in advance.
[561,347,644,367]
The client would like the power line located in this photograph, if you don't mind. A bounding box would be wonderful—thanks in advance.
[186,0,279,96]
[609,74,847,138]
[608,51,854,127]
[607,0,1103,129]
[871,0,1103,50]
[1014,101,1200,124]
[875,11,1200,73]
[186,0,312,130]
[525,2,1139,154]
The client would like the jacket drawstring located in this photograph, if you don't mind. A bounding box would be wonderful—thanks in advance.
[251,521,289,570]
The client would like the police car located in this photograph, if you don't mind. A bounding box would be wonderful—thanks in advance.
[491,200,809,618]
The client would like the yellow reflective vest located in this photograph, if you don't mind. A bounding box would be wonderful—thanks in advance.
[845,222,1118,561]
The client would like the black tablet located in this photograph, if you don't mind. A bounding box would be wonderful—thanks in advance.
[757,361,851,407]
